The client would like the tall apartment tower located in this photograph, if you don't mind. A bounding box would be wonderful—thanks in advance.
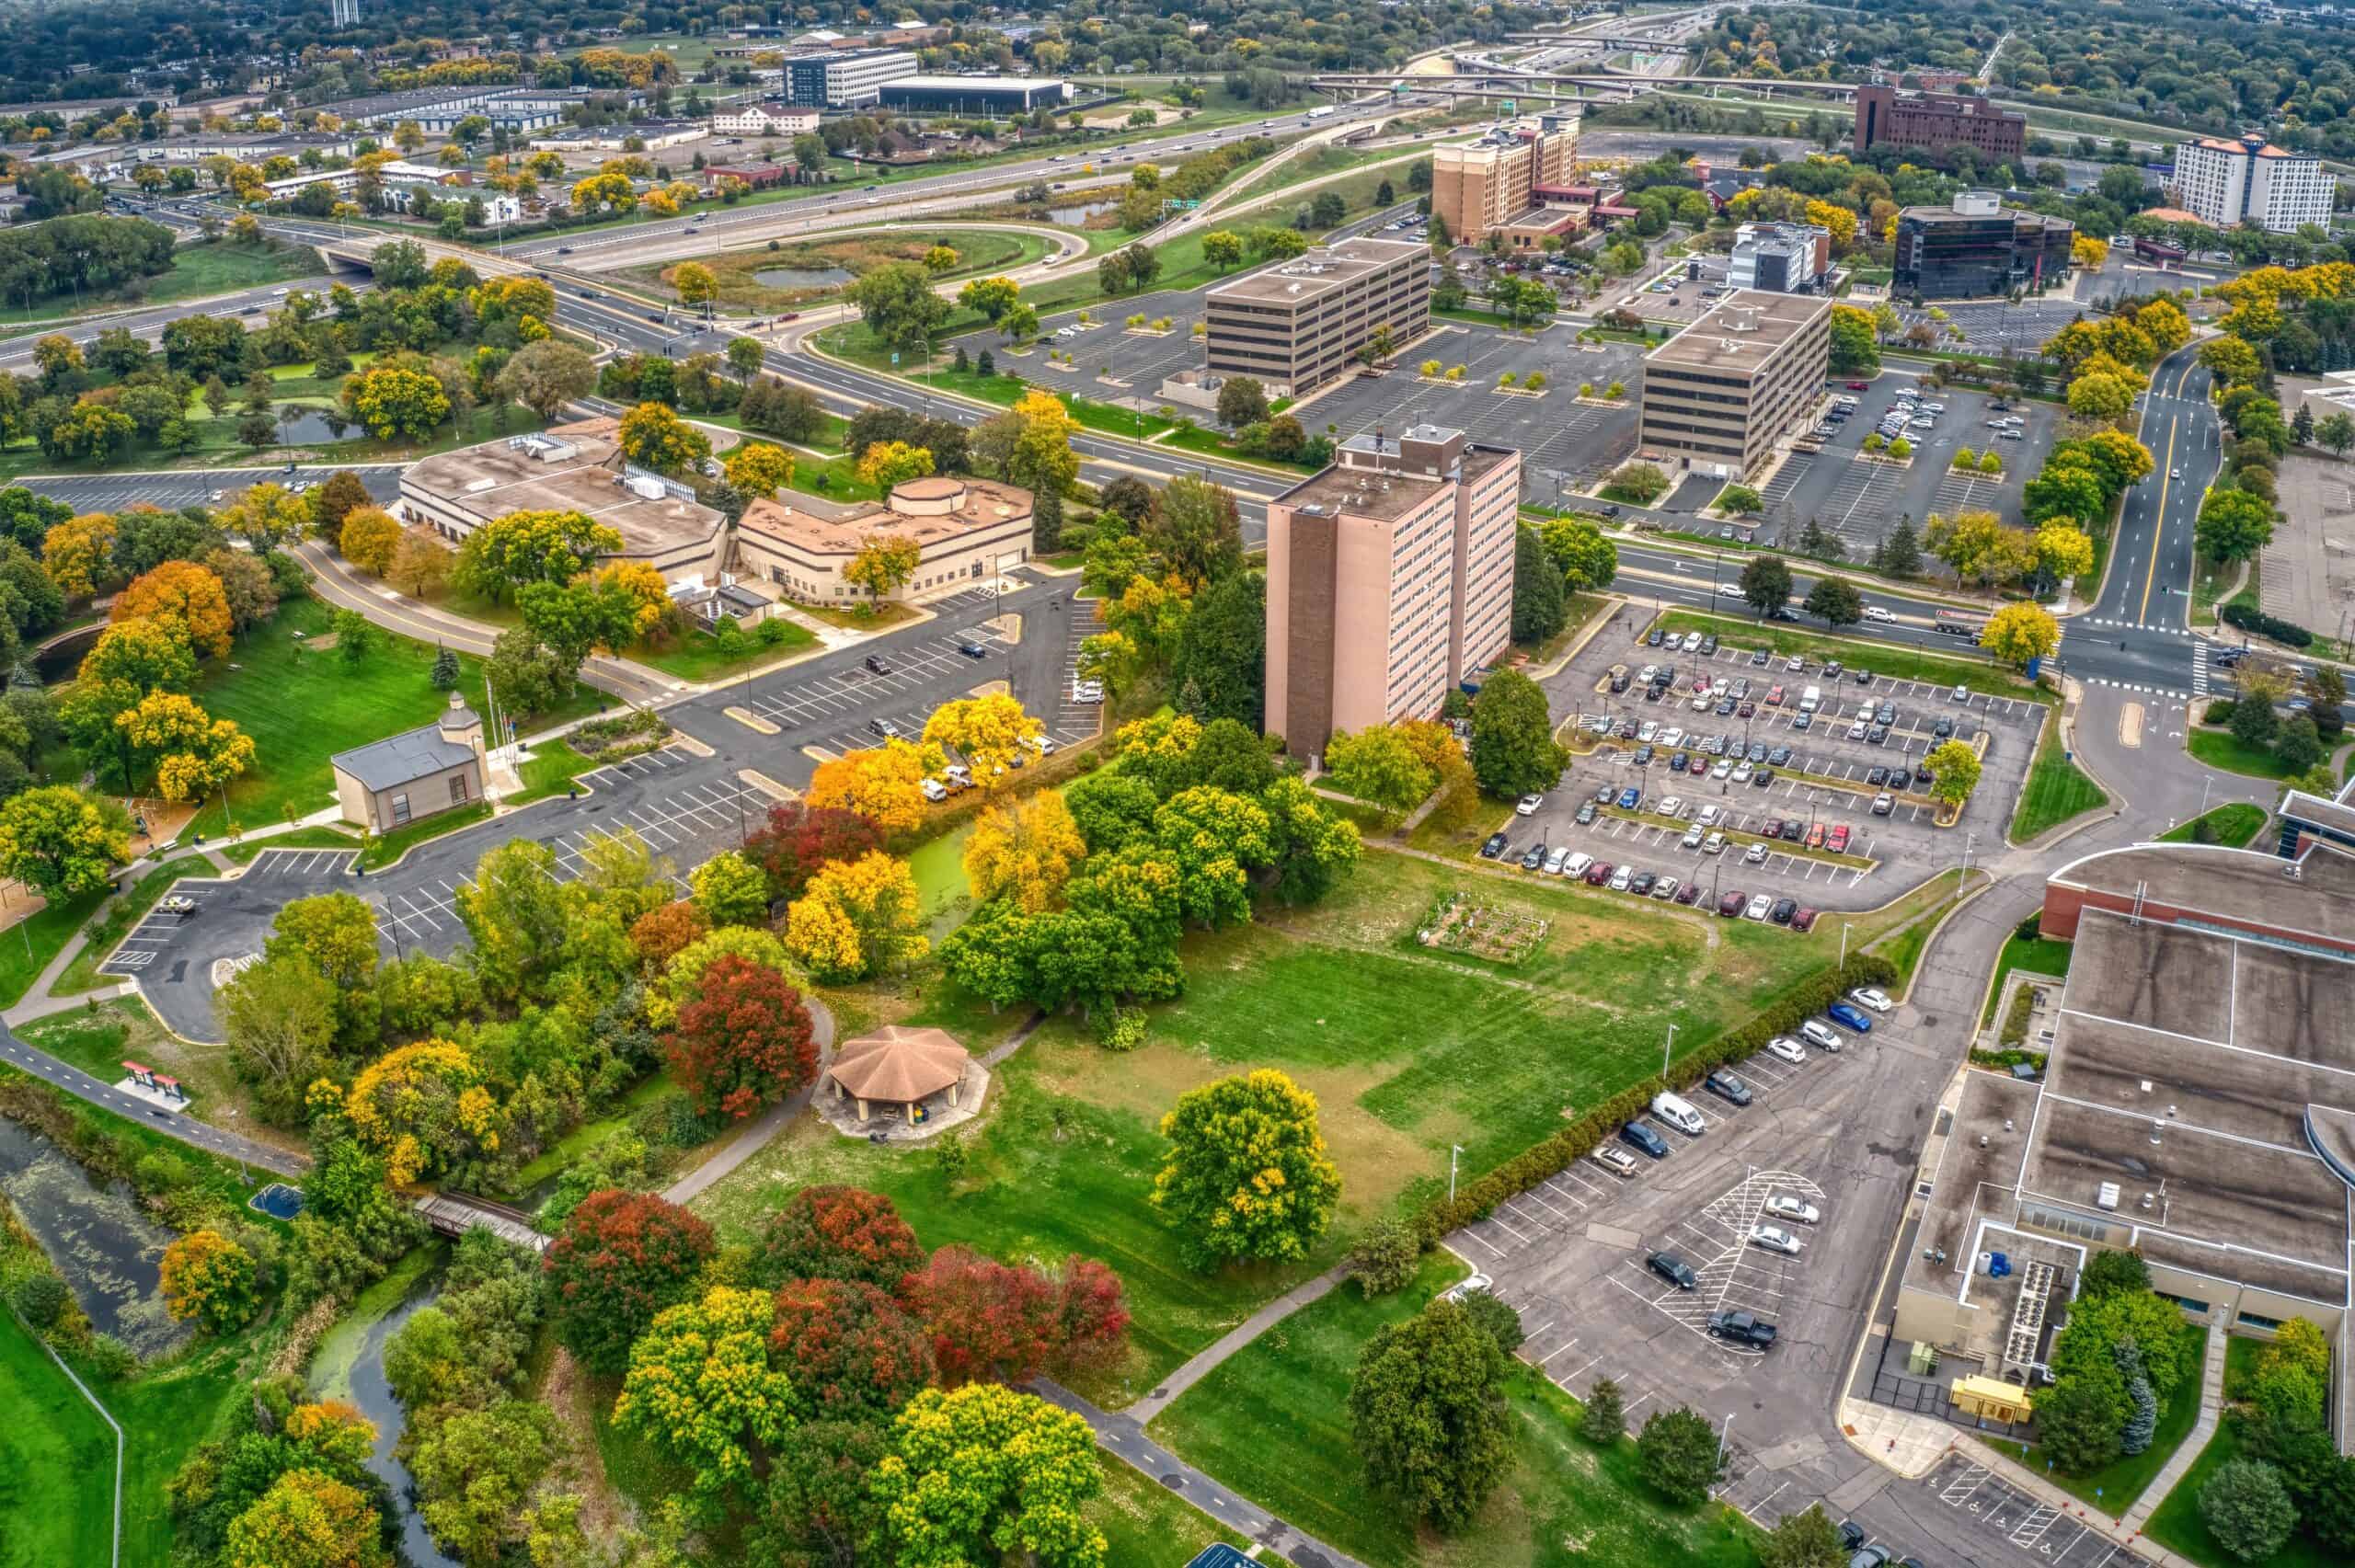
[2170,133,2333,235]
[1265,427,1522,761]
[329,0,362,24]
[1431,116,1579,244]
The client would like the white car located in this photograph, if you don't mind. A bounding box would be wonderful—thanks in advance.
[1764,1193,1821,1226]
[1658,795,1684,818]
[1681,825,1706,850]
[919,778,948,802]
[1657,727,1684,749]
[1743,893,1773,921]
[1785,656,1805,672]
[1850,986,1895,1013]
[1744,841,1768,864]
[1023,735,1058,756]
[1543,845,1570,875]
[1951,683,1971,703]
[1848,717,1870,740]
[1695,804,1721,827]
[1800,1019,1843,1051]
[1730,763,1752,784]
[1652,875,1680,900]
[1609,865,1634,891]
[1710,761,1732,780]
[1749,1224,1803,1255]
[1863,605,1895,624]
[1440,1272,1493,1303]
[1682,631,1705,652]
[1637,720,1659,743]
[1516,794,1545,816]
[1563,852,1594,879]
[1764,1036,1808,1065]
[1703,830,1726,854]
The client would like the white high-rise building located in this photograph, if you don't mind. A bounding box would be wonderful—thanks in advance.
[2171,132,2334,235]
[329,0,361,25]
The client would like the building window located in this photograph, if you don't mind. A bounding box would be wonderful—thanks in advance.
[390,792,411,826]
[451,774,469,806]
[2236,1310,2285,1333]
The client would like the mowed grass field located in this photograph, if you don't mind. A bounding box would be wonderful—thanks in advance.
[2010,705,2110,842]
[0,1312,115,1568]
[620,229,1048,314]
[693,848,1848,1405]
[1150,1253,1764,1568]
[186,596,602,835]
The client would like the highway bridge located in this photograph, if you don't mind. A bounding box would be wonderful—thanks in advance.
[1310,70,1858,102]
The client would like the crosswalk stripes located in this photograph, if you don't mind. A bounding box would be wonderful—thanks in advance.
[2084,676,2193,700]
[2190,640,2210,698]
[2072,618,2195,635]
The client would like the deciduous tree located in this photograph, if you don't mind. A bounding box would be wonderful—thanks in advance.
[1153,1069,1341,1269]
[339,362,452,440]
[543,1190,717,1375]
[0,784,128,897]
[963,789,1086,911]
[1924,739,1982,808]
[1981,601,2061,666]
[160,1229,259,1334]
[618,400,711,473]
[688,848,768,927]
[756,1185,926,1290]
[1636,1406,1724,1505]
[662,953,818,1120]
[769,1277,936,1419]
[1760,1504,1848,1568]
[338,504,403,577]
[115,559,234,658]
[224,1468,391,1568]
[785,850,929,981]
[614,1286,798,1494]
[2196,487,2276,563]
[2200,1459,2297,1562]
[338,1038,502,1186]
[1467,669,1563,798]
[806,741,938,834]
[844,531,923,605]
[1348,1299,1512,1531]
[745,802,882,902]
[723,441,795,499]
[453,509,623,601]
[867,1384,1107,1568]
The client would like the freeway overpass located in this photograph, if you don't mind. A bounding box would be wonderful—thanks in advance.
[1311,69,1858,102]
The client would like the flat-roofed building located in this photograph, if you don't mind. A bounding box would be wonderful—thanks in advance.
[1265,425,1520,760]
[877,75,1071,115]
[712,100,819,136]
[1892,189,2074,299]
[2171,132,2334,235]
[1728,222,1831,293]
[1431,116,1579,244]
[1638,290,1831,480]
[396,418,728,584]
[1853,83,2025,163]
[783,48,917,107]
[1203,237,1430,399]
[734,475,1033,607]
[1893,837,2355,1449]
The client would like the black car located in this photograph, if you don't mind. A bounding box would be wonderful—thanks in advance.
[1646,626,1665,647]
[1768,746,1792,767]
[1780,819,1802,841]
[1629,870,1656,895]
[957,640,988,659]
[1914,764,1936,786]
[1748,741,1770,763]
[1632,745,1654,766]
[866,717,901,739]
[1822,660,1843,679]
[1837,1522,1868,1554]
[1601,503,1624,519]
[1699,635,1718,655]
[1610,670,1632,693]
[1647,1251,1698,1289]
[1866,765,1890,786]
[1932,716,1955,738]
[1867,725,1890,746]
[1715,695,1737,715]
[1752,767,1775,786]
[1669,751,1690,773]
[1876,700,1898,726]
[865,654,893,674]
[1520,842,1548,870]
[1479,832,1508,859]
[1765,607,1798,623]
[1770,897,1798,924]
[1576,801,1598,825]
[1854,668,1873,685]
[1642,683,1664,703]
[1705,1069,1752,1106]
[1621,1121,1671,1160]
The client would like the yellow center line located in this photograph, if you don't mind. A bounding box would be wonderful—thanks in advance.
[2138,417,2178,625]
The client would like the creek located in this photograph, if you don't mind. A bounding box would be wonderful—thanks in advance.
[0,1114,189,1356]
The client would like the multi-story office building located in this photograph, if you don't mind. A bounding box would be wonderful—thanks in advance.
[1265,426,1521,760]
[782,48,917,108]
[877,75,1071,115]
[1638,291,1831,480]
[2170,132,2334,234]
[1892,189,2075,298]
[712,100,820,136]
[1430,115,1579,243]
[1853,84,2027,164]
[1202,237,1430,398]
[1727,222,1832,293]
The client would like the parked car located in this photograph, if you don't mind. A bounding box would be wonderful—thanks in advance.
[1790,906,1820,933]
[1520,843,1548,870]
[1744,893,1773,921]
[1703,831,1725,855]
[1826,1001,1874,1034]
[1744,841,1768,864]
[957,639,989,658]
[1827,825,1853,853]
[1681,825,1706,850]
[1516,794,1545,816]
[1543,845,1570,875]
[1628,870,1656,896]
[1647,1251,1699,1289]
[1652,875,1680,901]
[1480,832,1508,859]
[1705,1069,1752,1106]
[1617,785,1642,810]
[1717,889,1748,917]
[1850,986,1894,1013]
[1609,864,1634,891]
[1621,1122,1671,1160]
[1563,853,1593,879]
[1800,1019,1843,1051]
[864,654,893,674]
[1591,1144,1639,1178]
[1577,801,1600,825]
[1707,1310,1777,1347]
[1584,860,1614,886]
[1765,1193,1821,1226]
[1770,898,1797,924]
[1674,882,1703,905]
[1750,1224,1803,1255]
[1764,1035,1808,1064]
[867,717,902,738]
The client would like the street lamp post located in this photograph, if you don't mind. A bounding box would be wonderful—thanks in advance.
[1839,921,1852,967]
[1662,1022,1678,1079]
[1449,1143,1464,1205]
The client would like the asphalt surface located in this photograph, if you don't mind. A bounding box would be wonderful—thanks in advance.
[0,1012,305,1174]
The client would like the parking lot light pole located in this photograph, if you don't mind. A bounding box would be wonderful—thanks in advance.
[1662,1023,1678,1078]
[1840,921,1852,967]
[1719,1412,1735,1473]
[1449,1144,1464,1205]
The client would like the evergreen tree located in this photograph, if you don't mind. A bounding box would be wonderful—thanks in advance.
[430,646,461,692]
[2116,1340,2158,1456]
[1881,518,1923,578]
[1580,1377,1626,1444]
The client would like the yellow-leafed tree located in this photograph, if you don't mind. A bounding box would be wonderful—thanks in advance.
[784,850,929,981]
[963,789,1086,911]
[806,738,942,833]
[923,692,1043,788]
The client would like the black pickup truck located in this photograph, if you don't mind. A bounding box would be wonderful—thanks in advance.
[1707,1310,1777,1349]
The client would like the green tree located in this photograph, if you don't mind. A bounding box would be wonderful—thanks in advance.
[1215,375,1269,429]
[617,400,711,474]
[410,1400,556,1563]
[2196,487,2276,563]
[453,509,624,601]
[1980,601,2061,666]
[2039,1356,2130,1473]
[1324,726,1435,815]
[1760,1504,1848,1568]
[0,784,130,897]
[690,849,769,927]
[2231,691,2279,750]
[1468,669,1563,797]
[1143,475,1244,590]
[1539,515,1617,590]
[613,1286,797,1494]
[957,276,1020,322]
[495,339,597,422]
[847,259,950,355]
[1153,1069,1342,1269]
[1348,1299,1513,1532]
[1803,576,1863,628]
[2277,715,2324,774]
[752,1420,889,1568]
[1580,1377,1626,1444]
[867,1385,1108,1568]
[1924,739,1982,808]
[339,362,451,440]
[2079,1250,2150,1299]
[1636,1407,1724,1506]
[1511,523,1567,646]
[1348,1218,1420,1296]
[159,1229,258,1335]
[1740,555,1793,618]
[2200,1459,2297,1562]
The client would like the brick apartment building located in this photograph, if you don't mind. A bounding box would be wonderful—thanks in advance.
[1264,426,1520,760]
[1853,84,2026,164]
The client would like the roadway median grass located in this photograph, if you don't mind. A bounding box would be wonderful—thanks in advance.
[1647,610,2052,703]
[2156,802,2269,848]
[2009,706,2109,842]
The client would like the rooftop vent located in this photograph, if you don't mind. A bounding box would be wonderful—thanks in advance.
[2095,1181,2120,1211]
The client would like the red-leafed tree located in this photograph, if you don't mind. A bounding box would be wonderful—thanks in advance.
[629,898,708,969]
[897,1244,1060,1387]
[745,802,882,902]
[755,1185,926,1291]
[661,953,819,1120]
[542,1189,717,1375]
[1048,1256,1132,1377]
[768,1277,937,1418]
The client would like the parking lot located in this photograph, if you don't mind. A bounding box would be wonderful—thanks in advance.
[1481,624,2043,912]
[1761,377,2061,558]
[1890,298,2085,357]
[1910,1456,2161,1568]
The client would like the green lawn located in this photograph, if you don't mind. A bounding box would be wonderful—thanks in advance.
[2010,705,2108,843]
[0,889,104,1007]
[1649,610,2052,703]
[1982,932,2074,1027]
[690,847,1854,1406]
[615,228,1047,314]
[2156,803,2269,848]
[0,238,320,328]
[1089,1454,1254,1567]
[182,597,600,837]
[629,621,819,683]
[2143,1417,2343,1568]
[1150,1253,1761,1568]
[2185,727,2305,781]
[0,1311,116,1567]
[359,800,491,870]
[52,860,208,995]
[1983,1323,2208,1516]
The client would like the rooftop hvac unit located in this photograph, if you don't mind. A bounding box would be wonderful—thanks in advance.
[623,473,666,500]
[2096,1181,2121,1210]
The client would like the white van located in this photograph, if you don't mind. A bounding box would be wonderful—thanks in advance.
[1651,1092,1706,1137]
[1562,852,1594,879]
[1798,685,1822,715]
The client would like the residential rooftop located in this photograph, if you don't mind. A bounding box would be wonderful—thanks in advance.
[1644,289,1830,374]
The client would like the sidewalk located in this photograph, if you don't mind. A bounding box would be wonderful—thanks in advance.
[1126,1265,1350,1424]
[2122,1316,2228,1533]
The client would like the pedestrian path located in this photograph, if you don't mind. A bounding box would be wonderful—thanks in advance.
[1126,1265,1350,1423]
[2122,1314,2228,1531]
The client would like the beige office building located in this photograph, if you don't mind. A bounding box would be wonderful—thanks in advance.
[1265,426,1521,760]
[1431,118,1579,244]
[1202,237,1430,399]
[734,475,1034,607]
[1637,290,1831,480]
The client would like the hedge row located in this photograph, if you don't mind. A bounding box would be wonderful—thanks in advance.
[2222,601,2315,649]
[1412,951,1900,1244]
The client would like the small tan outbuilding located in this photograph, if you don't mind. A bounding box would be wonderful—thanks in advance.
[824,1025,971,1125]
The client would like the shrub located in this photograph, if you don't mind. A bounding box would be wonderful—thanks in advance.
[2199,1459,2297,1561]
[2202,698,2236,726]
[1349,1219,1420,1296]
[2221,601,2314,648]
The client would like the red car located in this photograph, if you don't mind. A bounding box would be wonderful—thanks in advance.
[1845,380,1869,390]
[1717,890,1748,917]
[1765,684,1785,705]
[1584,860,1614,886]
[1827,825,1852,853]
[1790,906,1820,932]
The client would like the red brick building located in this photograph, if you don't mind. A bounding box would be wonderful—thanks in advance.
[1853,84,2026,164]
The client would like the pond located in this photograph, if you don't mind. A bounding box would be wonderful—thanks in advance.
[266,407,350,445]
[0,1115,190,1356]
[1047,198,1118,226]
[752,264,856,291]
